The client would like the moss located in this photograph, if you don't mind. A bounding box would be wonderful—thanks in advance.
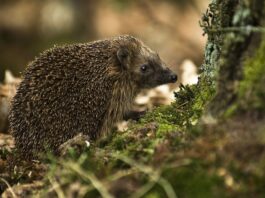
[163,165,226,198]
[140,82,214,133]
[223,34,265,117]
[238,34,265,111]
[207,0,265,116]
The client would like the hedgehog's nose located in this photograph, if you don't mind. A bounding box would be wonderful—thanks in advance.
[170,74,178,83]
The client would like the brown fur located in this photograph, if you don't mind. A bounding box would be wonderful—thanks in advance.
[9,35,177,159]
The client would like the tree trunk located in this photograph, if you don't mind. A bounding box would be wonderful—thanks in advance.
[200,0,265,117]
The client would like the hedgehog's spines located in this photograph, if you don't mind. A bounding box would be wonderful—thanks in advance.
[9,35,177,159]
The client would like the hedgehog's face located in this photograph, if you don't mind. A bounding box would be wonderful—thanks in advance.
[117,45,178,89]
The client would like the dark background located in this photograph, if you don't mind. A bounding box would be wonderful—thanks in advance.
[0,0,209,81]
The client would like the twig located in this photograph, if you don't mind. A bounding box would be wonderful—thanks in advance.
[113,154,177,198]
[66,162,114,198]
[176,101,190,109]
[0,177,18,198]
[130,181,157,198]
[48,176,65,198]
[162,159,191,170]
[158,177,177,198]
[207,26,265,34]
[107,169,138,182]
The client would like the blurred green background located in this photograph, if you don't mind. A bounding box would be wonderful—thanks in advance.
[0,0,209,81]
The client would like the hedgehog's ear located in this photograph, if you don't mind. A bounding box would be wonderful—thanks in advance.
[117,47,130,69]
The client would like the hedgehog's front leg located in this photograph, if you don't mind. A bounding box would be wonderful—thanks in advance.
[123,110,146,121]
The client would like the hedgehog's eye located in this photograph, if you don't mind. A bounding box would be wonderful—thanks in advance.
[140,64,148,73]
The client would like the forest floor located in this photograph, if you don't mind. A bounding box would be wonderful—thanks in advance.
[1,112,264,197]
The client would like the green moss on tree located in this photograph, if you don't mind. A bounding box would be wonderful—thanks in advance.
[238,34,265,111]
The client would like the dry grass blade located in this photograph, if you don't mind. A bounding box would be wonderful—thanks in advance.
[66,162,114,198]
[0,177,18,198]
[106,168,138,181]
[48,176,65,198]
[158,177,178,198]
[129,181,157,198]
[113,154,177,198]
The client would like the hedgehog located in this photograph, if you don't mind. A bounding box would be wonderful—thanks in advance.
[9,35,177,159]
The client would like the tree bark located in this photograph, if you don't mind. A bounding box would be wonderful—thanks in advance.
[200,0,265,117]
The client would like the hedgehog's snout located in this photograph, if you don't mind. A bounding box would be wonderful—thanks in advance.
[160,67,178,84]
[169,72,178,83]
